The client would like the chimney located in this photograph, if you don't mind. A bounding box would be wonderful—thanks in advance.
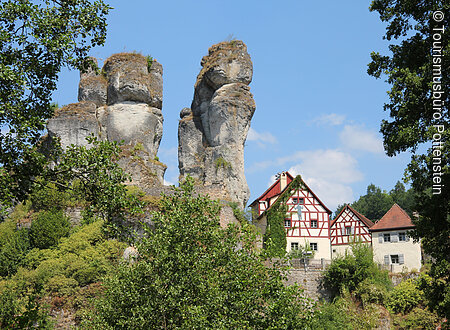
[280,172,287,191]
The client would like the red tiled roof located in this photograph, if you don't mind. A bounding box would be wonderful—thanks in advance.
[253,172,332,218]
[249,172,294,207]
[370,203,415,232]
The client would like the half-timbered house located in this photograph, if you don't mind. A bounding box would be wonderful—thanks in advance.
[250,172,332,260]
[370,204,422,272]
[330,204,374,257]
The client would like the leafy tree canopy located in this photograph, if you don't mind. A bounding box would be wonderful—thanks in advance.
[334,181,414,221]
[87,178,315,329]
[0,0,111,209]
[369,0,449,319]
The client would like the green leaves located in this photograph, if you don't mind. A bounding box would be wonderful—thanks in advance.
[369,1,450,319]
[87,178,315,328]
[0,0,111,209]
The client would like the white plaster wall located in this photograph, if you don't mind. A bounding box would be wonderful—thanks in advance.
[331,242,371,258]
[287,237,331,260]
[372,230,422,272]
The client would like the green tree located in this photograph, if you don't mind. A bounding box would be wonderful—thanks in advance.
[389,181,415,216]
[369,0,450,318]
[351,184,393,221]
[43,136,144,238]
[87,178,315,329]
[0,0,111,211]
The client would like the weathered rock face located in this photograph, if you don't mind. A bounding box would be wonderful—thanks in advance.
[48,53,166,187]
[178,41,256,208]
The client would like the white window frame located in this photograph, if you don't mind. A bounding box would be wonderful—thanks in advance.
[383,233,391,242]
[291,242,299,250]
[345,226,352,235]
[284,219,291,228]
[310,242,318,251]
[311,220,318,228]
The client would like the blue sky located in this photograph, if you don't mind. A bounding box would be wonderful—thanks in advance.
[52,1,412,211]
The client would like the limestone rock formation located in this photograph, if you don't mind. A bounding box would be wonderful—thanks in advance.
[178,41,256,208]
[48,53,166,187]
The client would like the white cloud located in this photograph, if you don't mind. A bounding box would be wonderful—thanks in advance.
[247,127,277,147]
[311,113,346,126]
[286,149,363,210]
[267,174,277,187]
[339,125,384,154]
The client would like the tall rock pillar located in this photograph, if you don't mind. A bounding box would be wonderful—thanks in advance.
[178,41,256,207]
[48,53,166,189]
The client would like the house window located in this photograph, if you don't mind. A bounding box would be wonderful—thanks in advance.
[345,226,352,235]
[391,255,399,264]
[399,232,406,241]
[383,233,391,242]
[293,197,304,205]
[311,220,318,228]
[310,242,318,251]
[284,219,291,227]
[291,242,299,250]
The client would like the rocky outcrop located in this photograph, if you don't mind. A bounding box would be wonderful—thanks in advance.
[48,53,166,187]
[178,41,256,208]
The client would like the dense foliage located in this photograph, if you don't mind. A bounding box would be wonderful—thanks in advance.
[0,220,126,328]
[369,0,450,319]
[334,181,414,220]
[323,243,391,297]
[0,0,111,211]
[87,178,315,329]
[29,210,70,249]
[263,175,305,257]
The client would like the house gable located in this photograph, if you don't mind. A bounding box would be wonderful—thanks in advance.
[330,205,374,246]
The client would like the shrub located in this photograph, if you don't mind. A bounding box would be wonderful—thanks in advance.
[323,243,391,297]
[287,241,315,259]
[29,181,73,211]
[403,307,440,329]
[29,210,71,249]
[310,291,381,330]
[0,226,31,277]
[354,278,388,306]
[386,278,424,314]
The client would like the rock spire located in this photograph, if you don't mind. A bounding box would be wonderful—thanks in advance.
[178,40,256,207]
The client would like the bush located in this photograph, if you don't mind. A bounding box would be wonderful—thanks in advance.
[323,243,391,296]
[29,181,74,211]
[310,291,381,330]
[0,225,31,277]
[29,210,71,249]
[403,307,440,329]
[386,278,424,314]
[355,278,388,306]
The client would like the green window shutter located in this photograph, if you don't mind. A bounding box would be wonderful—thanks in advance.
[378,233,383,243]
[384,255,389,265]
[399,254,404,264]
